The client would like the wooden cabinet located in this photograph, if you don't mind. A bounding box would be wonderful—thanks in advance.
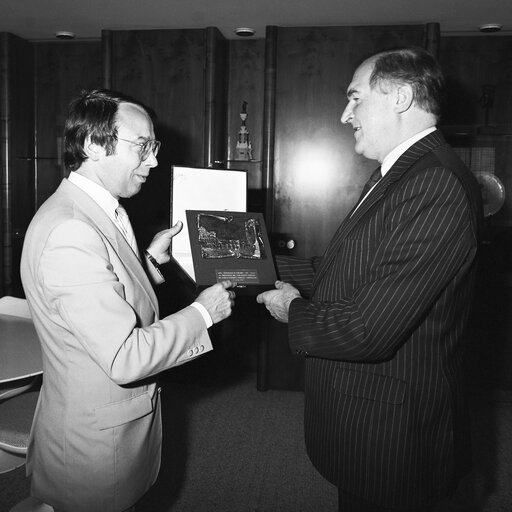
[272,25,426,260]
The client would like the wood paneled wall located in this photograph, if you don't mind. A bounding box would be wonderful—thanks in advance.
[0,33,34,296]
[34,41,103,206]
[272,25,426,258]
[108,29,210,247]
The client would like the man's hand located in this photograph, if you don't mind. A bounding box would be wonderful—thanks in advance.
[146,221,183,265]
[256,280,301,323]
[195,280,236,324]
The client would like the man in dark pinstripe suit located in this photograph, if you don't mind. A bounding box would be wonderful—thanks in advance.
[257,47,483,512]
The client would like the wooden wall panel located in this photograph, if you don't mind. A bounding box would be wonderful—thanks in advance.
[0,33,34,296]
[204,27,228,168]
[110,29,207,246]
[35,41,103,206]
[273,26,425,258]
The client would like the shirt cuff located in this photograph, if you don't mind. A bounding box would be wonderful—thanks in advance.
[190,302,213,328]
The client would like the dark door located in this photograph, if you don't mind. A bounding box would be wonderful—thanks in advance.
[273,25,426,259]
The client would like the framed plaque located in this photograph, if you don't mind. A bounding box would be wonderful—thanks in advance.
[185,210,277,295]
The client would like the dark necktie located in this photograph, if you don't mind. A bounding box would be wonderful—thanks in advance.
[360,166,382,197]
[350,166,382,217]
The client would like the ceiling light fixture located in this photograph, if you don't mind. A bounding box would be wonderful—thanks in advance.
[234,27,255,37]
[478,23,502,33]
[55,31,75,40]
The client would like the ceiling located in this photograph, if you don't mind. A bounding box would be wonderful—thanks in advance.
[0,0,510,41]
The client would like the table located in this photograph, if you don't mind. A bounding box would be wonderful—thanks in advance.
[0,314,42,383]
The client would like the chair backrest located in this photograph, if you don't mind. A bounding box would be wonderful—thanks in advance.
[0,296,41,474]
[0,376,40,474]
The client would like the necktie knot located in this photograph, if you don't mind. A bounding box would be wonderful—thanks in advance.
[115,204,128,223]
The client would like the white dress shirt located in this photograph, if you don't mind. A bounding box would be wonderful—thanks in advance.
[380,126,436,177]
[353,126,437,215]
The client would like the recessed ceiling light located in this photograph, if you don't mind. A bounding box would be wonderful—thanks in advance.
[479,23,502,33]
[55,31,75,40]
[234,27,255,37]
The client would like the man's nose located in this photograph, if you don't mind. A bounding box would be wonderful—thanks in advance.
[341,104,352,124]
[143,152,158,168]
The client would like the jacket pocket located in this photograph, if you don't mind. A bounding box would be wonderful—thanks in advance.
[95,390,154,430]
[334,368,406,405]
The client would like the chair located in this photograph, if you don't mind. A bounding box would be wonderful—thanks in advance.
[0,297,53,511]
[0,377,53,512]
[0,296,38,474]
[0,375,40,474]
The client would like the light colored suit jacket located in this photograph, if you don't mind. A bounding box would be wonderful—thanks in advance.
[280,131,483,509]
[20,178,212,512]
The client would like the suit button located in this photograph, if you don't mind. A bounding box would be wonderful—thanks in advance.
[194,347,199,354]
[187,349,193,357]
[199,345,204,352]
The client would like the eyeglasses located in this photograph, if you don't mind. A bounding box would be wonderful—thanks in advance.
[117,137,161,160]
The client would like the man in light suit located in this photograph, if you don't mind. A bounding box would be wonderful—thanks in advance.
[20,89,236,512]
[257,47,483,511]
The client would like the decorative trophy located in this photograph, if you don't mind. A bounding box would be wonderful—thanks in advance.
[236,101,253,161]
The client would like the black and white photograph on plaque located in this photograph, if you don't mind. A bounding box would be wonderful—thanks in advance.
[186,210,277,294]
[196,213,267,260]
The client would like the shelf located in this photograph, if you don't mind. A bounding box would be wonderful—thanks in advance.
[228,160,262,164]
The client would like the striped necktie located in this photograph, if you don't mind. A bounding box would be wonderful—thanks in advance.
[115,204,140,258]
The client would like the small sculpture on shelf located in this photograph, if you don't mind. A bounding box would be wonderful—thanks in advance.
[236,101,253,161]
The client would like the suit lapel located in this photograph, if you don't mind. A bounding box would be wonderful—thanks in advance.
[313,130,445,290]
[58,179,159,313]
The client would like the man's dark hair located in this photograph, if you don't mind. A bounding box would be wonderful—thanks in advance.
[369,47,445,121]
[64,89,153,172]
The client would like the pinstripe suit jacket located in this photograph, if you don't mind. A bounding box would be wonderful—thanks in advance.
[281,130,482,509]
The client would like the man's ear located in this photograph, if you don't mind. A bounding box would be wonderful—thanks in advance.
[83,135,104,161]
[394,84,414,114]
